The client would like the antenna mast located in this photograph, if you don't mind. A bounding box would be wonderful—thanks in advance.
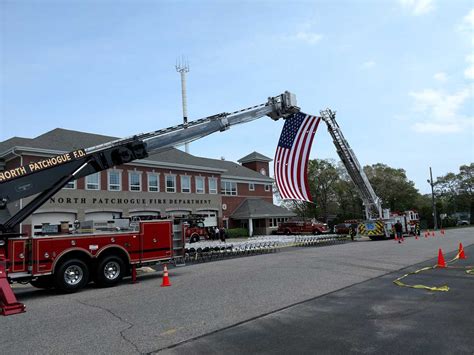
[175,57,190,153]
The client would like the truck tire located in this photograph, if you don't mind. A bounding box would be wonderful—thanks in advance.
[190,234,200,243]
[95,255,125,287]
[285,229,292,235]
[30,276,54,289]
[54,258,89,293]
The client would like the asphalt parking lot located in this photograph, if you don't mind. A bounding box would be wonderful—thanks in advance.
[1,227,473,354]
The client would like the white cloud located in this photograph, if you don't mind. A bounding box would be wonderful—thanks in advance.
[459,8,474,31]
[433,72,447,82]
[457,8,474,45]
[465,55,474,80]
[362,60,376,69]
[399,0,435,16]
[409,88,472,133]
[286,31,323,45]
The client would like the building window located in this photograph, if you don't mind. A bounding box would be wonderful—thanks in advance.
[86,173,100,190]
[108,171,121,191]
[166,175,176,193]
[148,173,159,192]
[64,180,76,189]
[265,184,271,192]
[221,180,237,196]
[249,183,255,191]
[209,178,217,194]
[196,176,205,194]
[129,171,142,191]
[269,217,286,227]
[181,175,191,193]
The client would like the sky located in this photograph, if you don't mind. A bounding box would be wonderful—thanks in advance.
[1,0,473,194]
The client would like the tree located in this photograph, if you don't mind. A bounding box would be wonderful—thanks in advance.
[363,163,419,212]
[435,163,473,223]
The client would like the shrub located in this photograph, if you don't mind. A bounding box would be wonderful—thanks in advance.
[226,228,249,238]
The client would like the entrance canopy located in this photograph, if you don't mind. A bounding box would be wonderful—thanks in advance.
[230,198,296,220]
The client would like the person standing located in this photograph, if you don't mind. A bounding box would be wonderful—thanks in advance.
[214,226,220,241]
[395,221,404,243]
[219,226,227,242]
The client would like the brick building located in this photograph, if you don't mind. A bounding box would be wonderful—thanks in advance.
[0,128,294,236]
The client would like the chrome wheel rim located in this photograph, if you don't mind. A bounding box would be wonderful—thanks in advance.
[104,261,120,280]
[64,265,83,285]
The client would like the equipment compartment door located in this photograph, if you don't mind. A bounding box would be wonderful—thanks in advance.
[9,239,28,273]
[139,221,172,262]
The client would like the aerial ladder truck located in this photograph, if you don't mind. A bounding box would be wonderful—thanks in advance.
[320,109,419,240]
[0,91,299,316]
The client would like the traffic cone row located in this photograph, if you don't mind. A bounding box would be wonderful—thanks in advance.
[161,264,172,287]
[436,243,467,268]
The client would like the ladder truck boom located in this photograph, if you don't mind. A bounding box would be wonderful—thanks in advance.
[0,91,299,235]
[320,109,382,220]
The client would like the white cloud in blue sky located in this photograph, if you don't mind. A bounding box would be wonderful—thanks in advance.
[399,0,435,16]
[1,0,473,194]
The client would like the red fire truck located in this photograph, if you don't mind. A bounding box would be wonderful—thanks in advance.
[0,91,299,315]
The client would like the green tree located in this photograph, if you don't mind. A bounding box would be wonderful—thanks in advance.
[363,163,419,212]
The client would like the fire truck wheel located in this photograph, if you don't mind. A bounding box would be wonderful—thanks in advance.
[30,276,54,289]
[96,256,125,287]
[54,258,89,293]
[190,234,200,243]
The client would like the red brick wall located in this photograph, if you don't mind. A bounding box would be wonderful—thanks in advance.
[241,161,269,176]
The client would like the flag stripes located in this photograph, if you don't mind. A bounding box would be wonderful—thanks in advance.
[274,112,321,202]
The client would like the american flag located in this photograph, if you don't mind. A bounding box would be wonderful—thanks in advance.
[274,112,321,202]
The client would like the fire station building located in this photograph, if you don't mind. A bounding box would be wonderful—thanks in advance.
[0,128,295,236]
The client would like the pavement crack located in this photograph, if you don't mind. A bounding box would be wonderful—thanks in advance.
[77,299,142,354]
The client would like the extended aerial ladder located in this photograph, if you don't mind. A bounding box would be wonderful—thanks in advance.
[320,109,388,239]
[0,91,299,237]
[0,91,298,316]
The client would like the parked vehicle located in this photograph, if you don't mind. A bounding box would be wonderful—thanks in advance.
[457,220,470,226]
[0,91,299,315]
[176,215,208,243]
[277,219,329,235]
[334,220,359,235]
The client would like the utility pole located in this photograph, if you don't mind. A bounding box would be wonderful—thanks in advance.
[175,57,190,154]
[427,167,438,230]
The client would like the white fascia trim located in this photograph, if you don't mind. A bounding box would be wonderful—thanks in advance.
[221,175,274,183]
[128,159,226,173]
[0,146,69,161]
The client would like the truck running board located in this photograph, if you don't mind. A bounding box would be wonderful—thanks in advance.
[0,259,26,316]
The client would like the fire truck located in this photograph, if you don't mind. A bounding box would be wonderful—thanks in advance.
[174,214,208,243]
[0,91,299,316]
[276,219,329,235]
[319,109,420,240]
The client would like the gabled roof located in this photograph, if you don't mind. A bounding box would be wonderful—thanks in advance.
[0,128,274,182]
[230,198,296,219]
[238,151,272,164]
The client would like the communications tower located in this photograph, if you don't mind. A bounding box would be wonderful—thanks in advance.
[175,57,190,153]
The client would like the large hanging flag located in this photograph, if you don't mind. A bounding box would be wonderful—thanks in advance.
[274,112,321,202]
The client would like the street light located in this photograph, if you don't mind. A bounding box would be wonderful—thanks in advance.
[427,167,438,230]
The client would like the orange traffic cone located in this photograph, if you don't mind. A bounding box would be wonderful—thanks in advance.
[431,230,436,237]
[161,264,172,287]
[424,231,428,238]
[415,234,418,240]
[441,229,445,236]
[458,243,466,260]
[437,248,446,268]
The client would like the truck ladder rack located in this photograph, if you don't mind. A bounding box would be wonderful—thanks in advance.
[320,109,382,220]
